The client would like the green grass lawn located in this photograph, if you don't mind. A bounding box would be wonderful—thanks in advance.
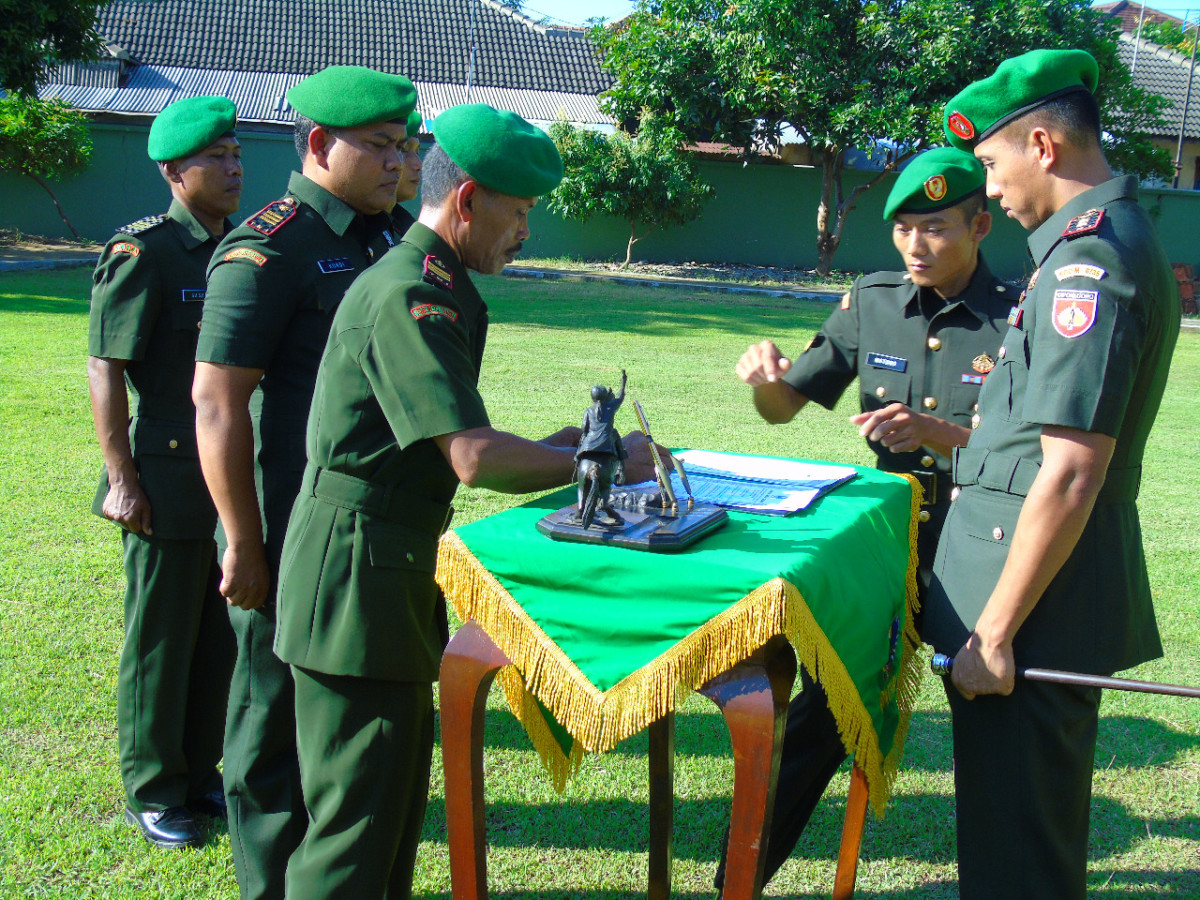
[1,269,1196,899]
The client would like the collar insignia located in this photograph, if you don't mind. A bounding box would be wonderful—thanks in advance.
[422,255,453,291]
[1061,208,1104,239]
[247,198,297,235]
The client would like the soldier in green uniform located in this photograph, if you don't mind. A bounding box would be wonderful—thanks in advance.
[87,96,241,849]
[719,147,1017,890]
[192,67,416,899]
[927,49,1179,898]
[273,103,656,900]
[389,108,424,234]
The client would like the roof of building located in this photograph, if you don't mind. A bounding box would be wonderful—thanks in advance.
[1118,32,1200,139]
[1098,2,1187,33]
[94,0,610,95]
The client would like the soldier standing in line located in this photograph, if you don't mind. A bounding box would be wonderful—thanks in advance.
[927,49,1179,899]
[87,96,241,849]
[390,108,424,235]
[721,147,1017,891]
[272,103,657,900]
[191,66,416,899]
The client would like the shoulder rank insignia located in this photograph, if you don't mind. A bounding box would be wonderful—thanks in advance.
[1055,263,1106,281]
[117,214,167,236]
[110,241,141,257]
[1061,208,1104,239]
[423,255,453,291]
[1052,289,1098,338]
[223,247,268,267]
[972,353,995,374]
[411,303,459,323]
[247,198,298,235]
[840,291,851,310]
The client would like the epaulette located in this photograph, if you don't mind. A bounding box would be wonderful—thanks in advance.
[1061,208,1104,240]
[422,254,453,292]
[857,270,911,290]
[117,214,167,236]
[247,197,298,236]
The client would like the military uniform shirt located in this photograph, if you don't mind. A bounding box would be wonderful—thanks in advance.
[197,171,395,558]
[926,176,1179,673]
[784,256,1016,491]
[89,200,227,539]
[276,223,490,682]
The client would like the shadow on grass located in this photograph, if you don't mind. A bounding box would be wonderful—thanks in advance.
[0,294,89,315]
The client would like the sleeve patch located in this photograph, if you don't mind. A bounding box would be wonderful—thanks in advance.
[117,214,167,235]
[1054,263,1106,281]
[1061,208,1104,239]
[110,241,141,257]
[247,198,298,235]
[1051,289,1098,338]
[411,303,459,323]
[223,247,268,267]
[423,255,453,291]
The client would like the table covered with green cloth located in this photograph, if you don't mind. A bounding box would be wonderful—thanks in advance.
[435,459,921,815]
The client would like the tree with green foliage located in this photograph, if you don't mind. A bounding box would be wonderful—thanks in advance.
[0,95,93,238]
[594,0,1172,274]
[0,0,106,96]
[547,118,715,268]
[1138,18,1197,56]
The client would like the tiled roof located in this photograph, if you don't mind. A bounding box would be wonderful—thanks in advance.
[95,0,611,95]
[1119,33,1200,139]
[40,64,611,126]
[1098,2,1186,33]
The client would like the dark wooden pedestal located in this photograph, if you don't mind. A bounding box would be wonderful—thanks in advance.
[439,620,871,900]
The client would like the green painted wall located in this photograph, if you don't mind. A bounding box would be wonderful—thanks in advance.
[3,123,1199,284]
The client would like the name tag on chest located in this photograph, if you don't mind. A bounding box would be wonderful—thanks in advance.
[317,257,355,275]
[180,289,206,303]
[866,351,908,373]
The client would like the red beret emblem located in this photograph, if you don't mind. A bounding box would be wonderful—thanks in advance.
[924,174,948,202]
[948,112,975,140]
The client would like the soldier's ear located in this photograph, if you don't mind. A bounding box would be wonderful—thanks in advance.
[973,210,993,243]
[160,160,183,185]
[455,180,479,222]
[308,126,334,166]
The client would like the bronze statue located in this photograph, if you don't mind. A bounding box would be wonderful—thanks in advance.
[574,370,627,529]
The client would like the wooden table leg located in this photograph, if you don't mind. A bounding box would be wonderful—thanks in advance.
[699,636,797,900]
[832,763,870,900]
[647,712,675,900]
[439,620,512,900]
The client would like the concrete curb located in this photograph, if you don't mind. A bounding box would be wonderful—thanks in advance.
[0,256,99,272]
[502,265,843,303]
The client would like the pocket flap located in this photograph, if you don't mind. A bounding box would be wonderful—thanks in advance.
[362,520,438,572]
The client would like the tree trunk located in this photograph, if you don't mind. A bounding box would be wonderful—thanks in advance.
[25,171,81,240]
[623,221,656,269]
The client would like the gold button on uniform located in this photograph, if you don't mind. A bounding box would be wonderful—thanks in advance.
[918,510,931,523]
[971,413,981,429]
[168,439,179,449]
[920,455,935,468]
[950,486,961,501]
[875,386,886,399]
[999,346,1007,359]
[923,396,937,410]
[992,526,1004,541]
[927,336,942,351]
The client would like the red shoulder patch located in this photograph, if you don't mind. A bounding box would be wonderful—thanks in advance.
[1061,208,1104,239]
[411,303,458,323]
[247,198,297,235]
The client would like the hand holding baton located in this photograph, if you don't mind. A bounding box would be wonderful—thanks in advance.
[931,652,1200,699]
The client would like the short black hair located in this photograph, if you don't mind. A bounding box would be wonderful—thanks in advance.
[953,189,987,223]
[1012,90,1102,151]
[293,115,317,159]
[420,144,475,209]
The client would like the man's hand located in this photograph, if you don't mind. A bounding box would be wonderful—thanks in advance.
[540,425,583,448]
[951,631,1016,700]
[219,541,270,610]
[102,478,154,535]
[619,430,663,485]
[850,403,926,452]
[736,340,791,386]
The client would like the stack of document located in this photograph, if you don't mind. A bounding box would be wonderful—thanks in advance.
[634,449,858,515]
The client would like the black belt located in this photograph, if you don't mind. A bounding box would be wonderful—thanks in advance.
[302,466,454,535]
[953,448,1140,504]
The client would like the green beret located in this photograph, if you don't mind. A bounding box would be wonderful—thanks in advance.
[944,49,1099,150]
[286,66,416,128]
[407,109,423,137]
[147,96,237,162]
[883,147,985,220]
[432,104,563,198]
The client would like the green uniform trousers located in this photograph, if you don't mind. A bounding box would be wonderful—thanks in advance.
[224,604,306,900]
[119,531,234,811]
[944,677,1101,900]
[285,666,435,900]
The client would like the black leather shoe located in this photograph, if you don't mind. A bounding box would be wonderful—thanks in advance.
[187,789,227,819]
[125,807,203,849]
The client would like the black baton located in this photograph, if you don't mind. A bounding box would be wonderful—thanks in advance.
[930,653,1200,699]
